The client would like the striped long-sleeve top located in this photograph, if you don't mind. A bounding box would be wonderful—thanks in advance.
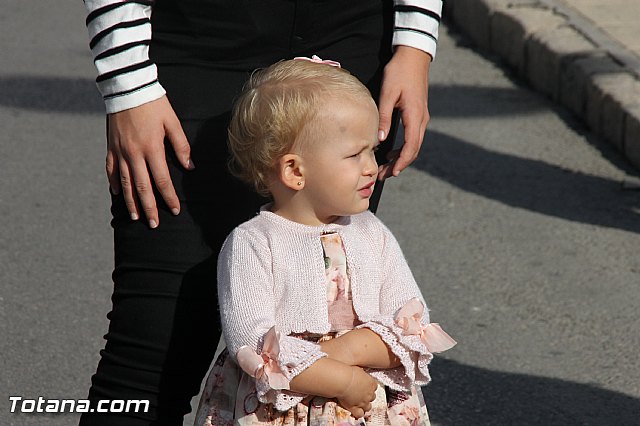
[83,0,443,114]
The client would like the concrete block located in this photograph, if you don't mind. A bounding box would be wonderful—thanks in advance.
[585,74,615,140]
[451,0,500,50]
[490,7,564,77]
[586,73,640,152]
[526,25,595,101]
[624,103,640,170]
[560,52,623,118]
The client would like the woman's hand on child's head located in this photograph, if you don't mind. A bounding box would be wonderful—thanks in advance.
[336,366,377,419]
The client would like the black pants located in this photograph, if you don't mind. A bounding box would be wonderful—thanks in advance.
[80,1,398,424]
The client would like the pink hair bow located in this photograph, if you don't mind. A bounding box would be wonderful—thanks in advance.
[236,326,290,390]
[395,298,457,353]
[293,55,341,68]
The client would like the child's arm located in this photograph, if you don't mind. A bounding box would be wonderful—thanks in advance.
[234,326,378,418]
[320,215,456,392]
[289,358,377,419]
[319,328,401,369]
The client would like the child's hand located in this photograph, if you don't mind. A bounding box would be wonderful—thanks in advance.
[335,366,377,419]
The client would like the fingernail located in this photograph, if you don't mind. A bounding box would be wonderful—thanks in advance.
[149,219,158,229]
[130,212,139,221]
[187,159,195,170]
[171,208,180,215]
[378,130,386,141]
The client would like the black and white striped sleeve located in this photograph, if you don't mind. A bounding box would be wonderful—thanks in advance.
[393,0,443,59]
[83,0,165,114]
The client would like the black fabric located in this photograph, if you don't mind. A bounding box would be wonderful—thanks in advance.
[80,1,398,424]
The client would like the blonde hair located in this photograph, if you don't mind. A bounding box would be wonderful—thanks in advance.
[227,58,373,197]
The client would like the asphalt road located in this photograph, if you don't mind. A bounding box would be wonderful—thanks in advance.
[1,2,639,425]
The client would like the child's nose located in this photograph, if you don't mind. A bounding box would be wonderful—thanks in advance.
[364,152,378,176]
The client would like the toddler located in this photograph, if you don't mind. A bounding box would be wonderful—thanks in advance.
[195,56,455,425]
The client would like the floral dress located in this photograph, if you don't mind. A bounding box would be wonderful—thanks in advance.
[194,232,433,426]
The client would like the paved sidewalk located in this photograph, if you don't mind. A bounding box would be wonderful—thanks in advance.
[443,0,640,173]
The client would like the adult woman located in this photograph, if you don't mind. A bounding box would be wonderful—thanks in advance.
[80,1,442,424]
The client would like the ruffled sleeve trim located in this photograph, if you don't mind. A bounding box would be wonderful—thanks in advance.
[277,336,328,381]
[357,319,433,391]
[357,298,456,390]
[235,327,327,411]
[262,336,328,411]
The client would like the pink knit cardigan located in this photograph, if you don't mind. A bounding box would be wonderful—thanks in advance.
[217,206,436,410]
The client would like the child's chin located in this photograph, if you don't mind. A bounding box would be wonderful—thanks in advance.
[354,201,370,213]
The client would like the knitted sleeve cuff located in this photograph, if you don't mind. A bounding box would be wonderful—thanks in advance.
[356,320,433,391]
[250,333,328,411]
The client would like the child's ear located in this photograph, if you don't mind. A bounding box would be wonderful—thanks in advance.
[278,154,305,190]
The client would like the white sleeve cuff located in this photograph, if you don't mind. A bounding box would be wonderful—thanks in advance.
[393,31,438,59]
[104,81,166,114]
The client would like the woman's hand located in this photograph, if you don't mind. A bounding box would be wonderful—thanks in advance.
[106,96,194,228]
[377,45,432,180]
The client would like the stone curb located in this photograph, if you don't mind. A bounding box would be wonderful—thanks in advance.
[442,0,640,171]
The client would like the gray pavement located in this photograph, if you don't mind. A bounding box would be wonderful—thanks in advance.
[389,24,640,425]
[1,2,113,425]
[444,0,640,175]
[2,2,640,426]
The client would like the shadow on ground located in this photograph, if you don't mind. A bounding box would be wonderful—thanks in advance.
[423,358,640,425]
[0,76,103,114]
[413,130,640,234]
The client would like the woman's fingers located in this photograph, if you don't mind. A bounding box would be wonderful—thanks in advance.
[118,158,140,221]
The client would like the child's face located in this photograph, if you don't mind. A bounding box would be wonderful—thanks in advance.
[300,96,379,220]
